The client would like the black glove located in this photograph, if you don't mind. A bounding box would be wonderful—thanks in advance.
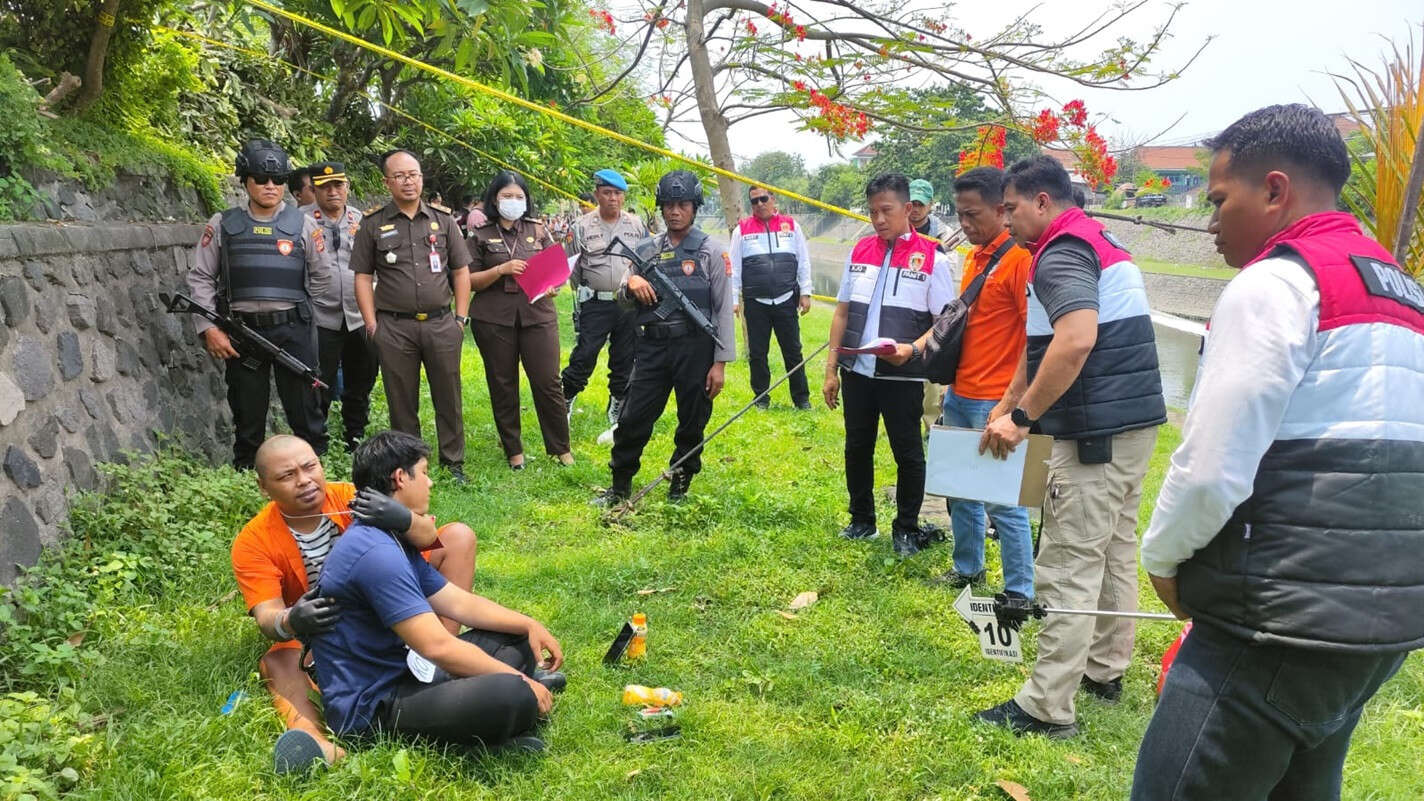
[993,592,1041,632]
[349,487,413,534]
[286,587,340,638]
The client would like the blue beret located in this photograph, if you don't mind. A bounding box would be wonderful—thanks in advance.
[593,169,628,191]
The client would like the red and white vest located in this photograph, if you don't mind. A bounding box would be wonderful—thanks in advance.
[735,214,800,299]
[838,232,941,380]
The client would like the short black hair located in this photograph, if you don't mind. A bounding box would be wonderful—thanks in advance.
[1071,186,1087,208]
[287,167,311,195]
[352,430,430,495]
[481,170,535,221]
[379,149,421,174]
[1204,104,1350,195]
[953,166,1005,205]
[1003,156,1074,204]
[865,173,910,202]
[748,185,772,198]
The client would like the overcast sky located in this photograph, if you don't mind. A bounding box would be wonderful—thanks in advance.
[659,0,1420,169]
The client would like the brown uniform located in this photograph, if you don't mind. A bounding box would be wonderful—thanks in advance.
[466,217,570,459]
[350,201,471,466]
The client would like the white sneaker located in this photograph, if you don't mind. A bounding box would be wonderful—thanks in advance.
[596,425,617,445]
[566,394,578,423]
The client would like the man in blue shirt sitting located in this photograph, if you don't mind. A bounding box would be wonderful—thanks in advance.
[311,430,565,751]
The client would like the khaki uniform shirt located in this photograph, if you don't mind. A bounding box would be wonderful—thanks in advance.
[186,207,328,336]
[300,203,365,331]
[572,209,647,293]
[466,217,559,327]
[349,201,471,315]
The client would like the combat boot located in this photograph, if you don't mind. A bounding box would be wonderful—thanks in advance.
[591,482,630,508]
[667,469,693,502]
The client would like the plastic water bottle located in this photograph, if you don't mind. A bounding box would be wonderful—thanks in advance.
[627,613,648,660]
[622,685,682,707]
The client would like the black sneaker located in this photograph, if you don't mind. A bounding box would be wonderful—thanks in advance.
[914,521,947,550]
[974,699,1078,739]
[667,469,692,502]
[930,569,986,588]
[534,669,567,693]
[444,464,468,485]
[753,398,770,410]
[591,486,629,508]
[794,399,813,411]
[839,521,879,540]
[891,527,922,558]
[501,735,547,754]
[1080,675,1123,704]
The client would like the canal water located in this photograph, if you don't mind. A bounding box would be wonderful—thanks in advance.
[1151,313,1205,411]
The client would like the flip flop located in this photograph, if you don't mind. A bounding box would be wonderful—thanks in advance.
[273,729,327,776]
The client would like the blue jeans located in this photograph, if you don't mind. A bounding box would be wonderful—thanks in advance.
[1131,622,1407,800]
[940,390,1034,597]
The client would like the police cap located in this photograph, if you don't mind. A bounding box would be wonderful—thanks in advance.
[310,161,347,186]
[235,139,290,180]
[656,169,702,208]
[593,169,627,191]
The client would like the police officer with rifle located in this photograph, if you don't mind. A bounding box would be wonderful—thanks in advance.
[594,170,736,505]
[185,139,331,470]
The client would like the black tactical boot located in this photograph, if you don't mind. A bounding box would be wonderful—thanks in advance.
[667,469,693,502]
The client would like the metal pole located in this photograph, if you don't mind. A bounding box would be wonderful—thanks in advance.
[1038,606,1179,621]
[609,341,831,520]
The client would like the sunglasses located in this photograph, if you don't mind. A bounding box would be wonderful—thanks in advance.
[249,173,290,186]
[749,195,773,205]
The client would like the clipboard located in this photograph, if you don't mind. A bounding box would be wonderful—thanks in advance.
[925,426,1053,508]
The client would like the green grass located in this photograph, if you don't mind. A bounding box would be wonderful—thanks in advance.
[1135,258,1237,282]
[11,296,1424,800]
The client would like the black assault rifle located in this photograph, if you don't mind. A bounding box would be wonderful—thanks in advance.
[605,236,726,350]
[160,291,328,390]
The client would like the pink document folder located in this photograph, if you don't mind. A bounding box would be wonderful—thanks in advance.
[515,243,573,303]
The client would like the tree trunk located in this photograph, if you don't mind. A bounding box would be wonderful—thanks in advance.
[73,0,123,112]
[685,0,742,228]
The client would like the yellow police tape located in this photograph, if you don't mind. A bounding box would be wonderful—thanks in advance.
[154,25,591,208]
[239,0,874,225]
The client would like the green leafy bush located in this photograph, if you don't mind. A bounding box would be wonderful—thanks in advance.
[0,689,98,801]
[0,53,61,219]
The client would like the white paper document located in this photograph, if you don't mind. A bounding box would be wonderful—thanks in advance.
[925,426,1051,508]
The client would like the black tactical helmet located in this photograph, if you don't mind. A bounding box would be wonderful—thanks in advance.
[234,139,290,179]
[655,169,702,208]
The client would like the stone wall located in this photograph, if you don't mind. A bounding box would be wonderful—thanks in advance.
[1142,272,1229,322]
[0,222,231,583]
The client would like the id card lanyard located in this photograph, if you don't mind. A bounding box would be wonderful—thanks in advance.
[428,232,443,273]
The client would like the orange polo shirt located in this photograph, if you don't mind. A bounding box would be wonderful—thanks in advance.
[953,229,1031,400]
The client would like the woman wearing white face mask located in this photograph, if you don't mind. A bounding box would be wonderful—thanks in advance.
[467,172,572,469]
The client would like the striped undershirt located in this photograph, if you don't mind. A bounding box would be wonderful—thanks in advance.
[288,517,340,588]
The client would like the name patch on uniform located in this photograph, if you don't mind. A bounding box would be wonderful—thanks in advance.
[379,224,396,231]
[659,251,676,260]
[1102,230,1128,251]
[899,269,928,282]
[488,241,507,252]
[378,229,398,239]
[848,263,868,274]
[252,226,273,235]
[682,259,697,276]
[1352,254,1424,313]
[276,239,294,256]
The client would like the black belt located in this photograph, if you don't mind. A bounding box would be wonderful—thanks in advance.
[640,321,691,340]
[235,308,301,327]
[380,308,450,321]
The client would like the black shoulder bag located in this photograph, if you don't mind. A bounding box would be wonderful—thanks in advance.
[919,237,1016,384]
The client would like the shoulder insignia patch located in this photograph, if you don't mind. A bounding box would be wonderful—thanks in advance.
[1101,230,1128,251]
[682,259,697,276]
[722,252,733,276]
[276,239,294,256]
[200,224,214,248]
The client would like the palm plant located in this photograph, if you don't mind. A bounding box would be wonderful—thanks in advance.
[1334,24,1424,274]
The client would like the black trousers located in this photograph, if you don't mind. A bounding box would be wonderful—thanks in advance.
[744,295,809,404]
[609,331,715,489]
[317,323,380,449]
[561,299,637,401]
[224,317,327,470]
[373,629,540,748]
[840,369,925,531]
[1132,622,1407,801]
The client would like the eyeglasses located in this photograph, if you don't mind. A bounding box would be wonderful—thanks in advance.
[387,171,422,184]
[749,195,773,205]
[249,173,290,186]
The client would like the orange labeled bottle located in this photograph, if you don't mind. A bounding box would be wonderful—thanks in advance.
[627,613,648,660]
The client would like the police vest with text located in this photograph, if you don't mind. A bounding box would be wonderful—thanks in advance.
[1179,211,1424,653]
[837,232,940,380]
[736,214,800,299]
[637,229,715,329]
[1025,208,1165,438]
[219,204,307,306]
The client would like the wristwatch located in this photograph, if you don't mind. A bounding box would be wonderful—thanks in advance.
[455,314,470,327]
[1010,407,1036,428]
[910,342,921,359]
